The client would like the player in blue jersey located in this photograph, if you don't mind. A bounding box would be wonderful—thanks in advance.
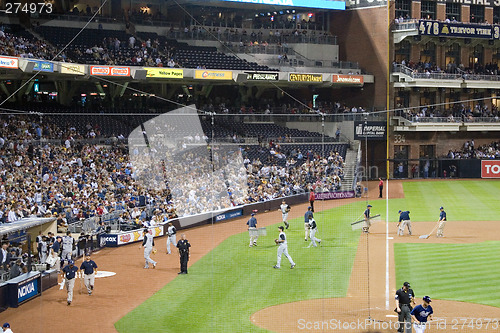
[437,207,447,237]
[410,296,433,333]
[397,210,412,236]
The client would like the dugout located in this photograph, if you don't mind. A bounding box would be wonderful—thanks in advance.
[0,217,59,312]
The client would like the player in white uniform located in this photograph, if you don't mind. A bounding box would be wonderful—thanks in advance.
[140,229,157,269]
[274,226,295,269]
[307,216,322,247]
[166,222,177,254]
[279,200,290,229]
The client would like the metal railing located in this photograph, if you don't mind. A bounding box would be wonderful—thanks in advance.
[393,64,500,81]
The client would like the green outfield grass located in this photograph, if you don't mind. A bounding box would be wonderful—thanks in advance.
[115,180,500,332]
[394,241,500,307]
[381,180,500,222]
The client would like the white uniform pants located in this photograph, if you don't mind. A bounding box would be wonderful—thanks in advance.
[437,220,446,237]
[166,235,177,254]
[276,244,294,268]
[84,272,95,294]
[309,228,321,247]
[65,278,75,303]
[398,220,412,236]
[413,322,428,333]
[39,252,47,264]
[144,247,157,268]
[282,213,288,222]
[304,223,310,240]
[61,249,72,262]
[248,227,258,246]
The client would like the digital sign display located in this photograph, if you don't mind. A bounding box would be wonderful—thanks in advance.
[218,0,345,10]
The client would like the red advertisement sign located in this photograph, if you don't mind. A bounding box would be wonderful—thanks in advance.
[332,74,364,84]
[90,66,130,76]
[481,160,500,178]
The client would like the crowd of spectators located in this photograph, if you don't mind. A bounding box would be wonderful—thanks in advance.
[0,26,70,62]
[394,59,500,76]
[396,102,500,122]
[0,113,345,228]
[446,140,500,159]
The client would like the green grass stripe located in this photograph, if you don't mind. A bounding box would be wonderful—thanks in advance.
[395,241,500,308]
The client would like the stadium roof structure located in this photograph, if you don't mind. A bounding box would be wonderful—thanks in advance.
[0,218,56,237]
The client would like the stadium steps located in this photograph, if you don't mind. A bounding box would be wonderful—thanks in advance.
[342,149,358,191]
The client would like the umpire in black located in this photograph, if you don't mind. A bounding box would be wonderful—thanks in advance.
[395,281,414,333]
[176,233,191,274]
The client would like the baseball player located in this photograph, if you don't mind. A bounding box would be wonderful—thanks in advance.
[307,216,321,247]
[363,205,372,233]
[166,222,177,254]
[411,296,433,333]
[279,200,290,229]
[304,206,313,241]
[140,229,157,269]
[397,210,412,236]
[273,226,295,269]
[436,207,447,237]
[2,322,13,333]
[80,254,98,295]
[61,231,74,266]
[61,259,78,305]
[246,212,258,247]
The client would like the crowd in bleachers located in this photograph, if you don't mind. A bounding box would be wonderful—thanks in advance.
[0,24,70,62]
[0,112,346,228]
[446,140,500,159]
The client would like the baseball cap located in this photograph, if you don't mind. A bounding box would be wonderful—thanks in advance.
[68,260,74,265]
[398,210,402,213]
[308,206,312,209]
[423,296,432,303]
[278,226,284,230]
[251,213,255,216]
[403,281,411,287]
[367,204,372,207]
[2,323,9,328]
[440,206,444,209]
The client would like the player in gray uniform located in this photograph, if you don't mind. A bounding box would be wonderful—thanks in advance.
[307,216,322,247]
[274,226,295,269]
[166,222,177,254]
[279,200,290,229]
[61,231,74,265]
[140,229,157,269]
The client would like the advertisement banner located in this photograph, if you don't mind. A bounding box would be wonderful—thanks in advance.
[354,121,387,140]
[0,56,19,69]
[60,64,85,75]
[100,234,118,247]
[117,226,164,246]
[195,70,233,80]
[332,74,363,84]
[246,72,279,81]
[144,68,184,78]
[418,20,497,39]
[314,191,355,200]
[289,73,323,82]
[90,66,130,76]
[18,275,40,303]
[215,209,243,222]
[481,160,500,178]
[32,61,54,72]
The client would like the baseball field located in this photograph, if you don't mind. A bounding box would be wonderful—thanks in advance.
[114,179,500,332]
[0,179,499,333]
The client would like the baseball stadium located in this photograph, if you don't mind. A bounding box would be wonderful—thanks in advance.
[0,0,499,332]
